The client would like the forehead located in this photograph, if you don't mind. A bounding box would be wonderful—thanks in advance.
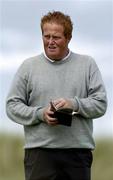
[42,23,64,34]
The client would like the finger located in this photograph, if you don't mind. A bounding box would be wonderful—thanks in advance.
[54,98,63,105]
[55,101,65,109]
[47,118,59,125]
[48,111,55,116]
[46,112,57,121]
[48,117,58,122]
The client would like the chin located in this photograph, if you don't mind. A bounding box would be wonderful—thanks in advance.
[49,56,57,60]
[46,53,59,60]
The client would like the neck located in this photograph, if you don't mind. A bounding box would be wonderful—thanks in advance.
[59,49,69,60]
[44,49,71,63]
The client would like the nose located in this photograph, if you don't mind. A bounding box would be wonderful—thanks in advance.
[49,37,55,44]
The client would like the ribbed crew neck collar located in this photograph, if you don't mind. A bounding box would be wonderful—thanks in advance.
[43,50,71,63]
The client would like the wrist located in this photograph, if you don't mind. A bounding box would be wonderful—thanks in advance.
[37,108,45,122]
[69,98,79,112]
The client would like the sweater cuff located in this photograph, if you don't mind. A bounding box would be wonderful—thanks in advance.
[70,98,79,113]
[36,108,45,122]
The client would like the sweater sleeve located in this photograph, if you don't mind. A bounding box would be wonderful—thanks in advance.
[73,58,107,119]
[6,60,44,126]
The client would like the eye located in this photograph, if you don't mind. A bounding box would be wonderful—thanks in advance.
[53,36,61,40]
[43,35,50,40]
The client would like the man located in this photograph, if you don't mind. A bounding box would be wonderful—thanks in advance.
[6,11,107,180]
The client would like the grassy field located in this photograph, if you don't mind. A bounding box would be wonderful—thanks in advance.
[92,138,113,180]
[0,133,113,180]
[0,134,24,180]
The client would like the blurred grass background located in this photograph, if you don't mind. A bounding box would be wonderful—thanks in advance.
[0,133,113,180]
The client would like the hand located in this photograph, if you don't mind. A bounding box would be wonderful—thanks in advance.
[53,98,74,110]
[43,105,58,126]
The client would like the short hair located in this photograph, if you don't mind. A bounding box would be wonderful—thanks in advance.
[41,11,73,40]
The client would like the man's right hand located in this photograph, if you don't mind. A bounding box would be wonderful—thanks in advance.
[43,106,58,126]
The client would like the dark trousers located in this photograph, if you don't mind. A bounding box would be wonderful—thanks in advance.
[24,148,93,180]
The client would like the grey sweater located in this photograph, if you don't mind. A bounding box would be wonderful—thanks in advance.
[6,52,107,149]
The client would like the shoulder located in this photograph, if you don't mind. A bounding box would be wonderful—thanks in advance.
[15,54,42,77]
[71,52,95,63]
[22,54,42,66]
[18,54,43,70]
[71,52,97,68]
[70,52,99,74]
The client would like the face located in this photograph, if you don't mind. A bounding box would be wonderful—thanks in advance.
[42,23,70,60]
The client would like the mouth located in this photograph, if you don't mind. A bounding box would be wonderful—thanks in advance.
[48,46,57,51]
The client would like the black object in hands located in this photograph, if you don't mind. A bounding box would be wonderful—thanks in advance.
[50,101,73,126]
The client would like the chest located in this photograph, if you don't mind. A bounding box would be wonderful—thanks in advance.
[28,63,89,99]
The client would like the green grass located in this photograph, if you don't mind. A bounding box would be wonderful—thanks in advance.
[92,138,113,180]
[0,133,24,180]
[0,133,113,180]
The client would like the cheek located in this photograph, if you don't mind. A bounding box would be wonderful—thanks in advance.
[43,42,48,49]
[59,43,67,50]
[58,40,68,48]
[43,39,48,45]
